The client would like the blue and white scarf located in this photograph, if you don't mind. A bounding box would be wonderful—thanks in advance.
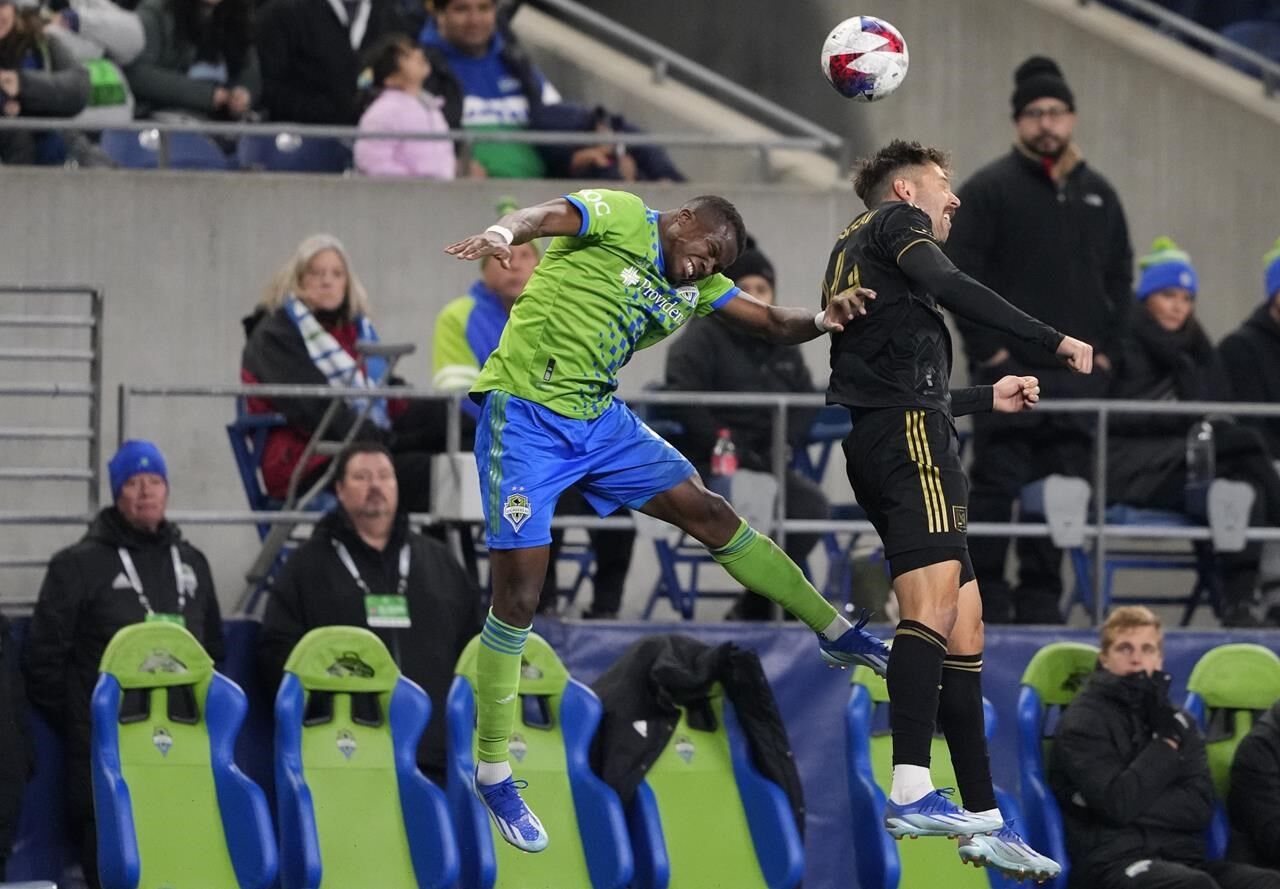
[285,295,391,430]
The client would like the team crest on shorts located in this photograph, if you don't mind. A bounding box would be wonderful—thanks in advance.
[503,491,532,532]
[952,505,968,532]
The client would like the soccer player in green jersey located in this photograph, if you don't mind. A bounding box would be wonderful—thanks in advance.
[445,188,886,851]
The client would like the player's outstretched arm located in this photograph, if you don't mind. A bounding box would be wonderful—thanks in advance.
[443,197,584,269]
[719,284,876,344]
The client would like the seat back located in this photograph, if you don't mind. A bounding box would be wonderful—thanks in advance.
[274,626,457,889]
[99,130,232,170]
[1016,642,1099,889]
[236,135,352,173]
[226,402,287,535]
[791,404,852,483]
[627,684,802,889]
[1184,643,1280,798]
[846,667,1016,889]
[447,634,631,889]
[91,622,275,889]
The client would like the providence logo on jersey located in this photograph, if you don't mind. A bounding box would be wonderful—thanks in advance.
[620,265,690,324]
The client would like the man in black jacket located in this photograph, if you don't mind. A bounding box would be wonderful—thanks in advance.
[257,0,405,124]
[1050,606,1280,889]
[946,56,1133,625]
[257,440,483,783]
[664,243,829,619]
[1228,698,1280,870]
[22,439,224,889]
[0,614,32,882]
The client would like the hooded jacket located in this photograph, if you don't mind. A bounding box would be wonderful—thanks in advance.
[1049,668,1215,879]
[1227,699,1280,867]
[256,507,483,778]
[1219,303,1280,458]
[22,507,223,762]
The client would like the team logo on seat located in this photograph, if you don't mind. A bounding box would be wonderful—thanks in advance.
[503,492,532,533]
[139,649,188,674]
[152,727,173,757]
[508,733,528,762]
[326,652,375,679]
[674,735,695,764]
[336,730,357,760]
[952,506,968,532]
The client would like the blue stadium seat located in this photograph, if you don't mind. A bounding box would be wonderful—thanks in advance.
[236,135,352,174]
[99,130,233,171]
[1217,20,1280,76]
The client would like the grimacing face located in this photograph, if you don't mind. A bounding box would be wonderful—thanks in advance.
[662,209,739,286]
[900,163,960,243]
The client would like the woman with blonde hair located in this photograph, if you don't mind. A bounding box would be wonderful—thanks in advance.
[241,233,444,512]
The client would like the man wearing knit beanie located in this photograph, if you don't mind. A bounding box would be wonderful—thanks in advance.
[946,55,1133,625]
[22,439,223,888]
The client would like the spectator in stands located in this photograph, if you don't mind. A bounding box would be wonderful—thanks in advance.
[354,33,455,178]
[241,233,446,513]
[946,55,1133,625]
[0,0,97,164]
[1051,605,1280,889]
[1219,238,1280,457]
[0,614,32,882]
[664,241,829,620]
[44,0,144,65]
[533,101,685,183]
[125,0,260,120]
[418,0,559,178]
[257,440,482,783]
[1227,696,1280,870]
[256,0,403,124]
[22,440,224,889]
[1107,238,1280,627]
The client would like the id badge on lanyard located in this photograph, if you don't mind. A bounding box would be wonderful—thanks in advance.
[333,540,413,630]
[119,546,188,628]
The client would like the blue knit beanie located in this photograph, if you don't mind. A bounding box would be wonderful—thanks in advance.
[108,440,168,500]
[1264,237,1280,303]
[1136,236,1197,300]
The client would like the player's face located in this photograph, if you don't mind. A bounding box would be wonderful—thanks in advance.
[1145,286,1194,332]
[734,273,774,306]
[299,248,349,313]
[435,0,497,57]
[1015,98,1075,158]
[336,451,398,522]
[1099,625,1164,676]
[483,242,539,304]
[911,164,960,243]
[664,211,739,286]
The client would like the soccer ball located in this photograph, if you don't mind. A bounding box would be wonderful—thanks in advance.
[820,16,909,102]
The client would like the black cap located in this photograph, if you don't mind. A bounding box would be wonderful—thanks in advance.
[724,246,775,288]
[1011,56,1075,117]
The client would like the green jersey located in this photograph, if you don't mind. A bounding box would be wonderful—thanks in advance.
[472,188,741,419]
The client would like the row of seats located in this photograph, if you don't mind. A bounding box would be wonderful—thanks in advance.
[98,132,352,174]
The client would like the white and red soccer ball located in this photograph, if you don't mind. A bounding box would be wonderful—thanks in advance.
[820,15,910,102]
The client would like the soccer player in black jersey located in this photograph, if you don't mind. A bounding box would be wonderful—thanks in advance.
[825,140,1092,882]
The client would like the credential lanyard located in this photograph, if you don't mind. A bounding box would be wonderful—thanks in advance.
[118,546,187,616]
[332,540,410,597]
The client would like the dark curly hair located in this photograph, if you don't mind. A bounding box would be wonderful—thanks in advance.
[851,139,951,207]
[682,194,747,257]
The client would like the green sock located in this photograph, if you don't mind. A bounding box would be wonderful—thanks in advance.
[475,607,530,764]
[710,520,839,632]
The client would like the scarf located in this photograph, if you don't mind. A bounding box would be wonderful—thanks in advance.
[1127,303,1216,402]
[285,295,391,430]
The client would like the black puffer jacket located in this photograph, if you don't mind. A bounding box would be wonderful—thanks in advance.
[1049,669,1215,881]
[0,615,33,870]
[1220,304,1280,457]
[1227,699,1280,867]
[21,508,224,762]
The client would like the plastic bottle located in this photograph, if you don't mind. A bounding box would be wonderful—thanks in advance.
[709,428,738,500]
[1185,419,1215,516]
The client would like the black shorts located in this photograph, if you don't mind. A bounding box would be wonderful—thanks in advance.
[843,407,974,583]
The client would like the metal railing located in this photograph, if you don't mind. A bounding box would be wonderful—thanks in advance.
[1081,0,1280,96]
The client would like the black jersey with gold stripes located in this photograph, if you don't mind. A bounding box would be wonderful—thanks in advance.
[823,201,956,413]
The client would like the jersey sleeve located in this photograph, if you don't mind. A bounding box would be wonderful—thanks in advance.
[874,203,940,266]
[694,273,740,317]
[431,297,480,391]
[561,188,645,243]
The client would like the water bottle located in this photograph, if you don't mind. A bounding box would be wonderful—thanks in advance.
[1185,420,1215,517]
[709,428,738,500]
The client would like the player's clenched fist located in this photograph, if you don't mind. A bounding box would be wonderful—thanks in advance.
[1056,335,1093,374]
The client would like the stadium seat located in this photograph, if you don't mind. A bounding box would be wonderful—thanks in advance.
[445,633,632,889]
[1217,20,1280,77]
[1182,643,1280,859]
[236,135,352,174]
[1016,641,1099,889]
[273,626,458,889]
[99,129,233,171]
[626,682,803,889]
[90,622,276,889]
[847,666,1022,889]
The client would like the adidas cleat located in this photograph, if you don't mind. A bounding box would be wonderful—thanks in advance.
[819,611,891,676]
[475,772,549,852]
[958,823,1061,883]
[883,788,1004,839]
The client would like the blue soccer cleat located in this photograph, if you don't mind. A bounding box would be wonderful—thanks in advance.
[818,610,891,676]
[475,772,549,853]
[883,788,1004,839]
[958,822,1061,883]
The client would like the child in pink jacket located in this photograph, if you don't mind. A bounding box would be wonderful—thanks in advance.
[355,35,456,179]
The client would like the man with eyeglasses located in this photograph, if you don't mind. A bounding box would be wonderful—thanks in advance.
[945,55,1134,626]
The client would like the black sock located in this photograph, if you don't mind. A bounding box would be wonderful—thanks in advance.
[938,652,997,813]
[888,619,947,767]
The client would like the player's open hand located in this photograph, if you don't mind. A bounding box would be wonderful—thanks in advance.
[444,232,513,268]
[992,374,1040,414]
[1056,335,1093,374]
[824,286,876,331]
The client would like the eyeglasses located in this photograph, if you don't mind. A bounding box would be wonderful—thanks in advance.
[1019,106,1072,122]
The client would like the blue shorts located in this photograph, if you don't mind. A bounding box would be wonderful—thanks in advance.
[475,390,696,549]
